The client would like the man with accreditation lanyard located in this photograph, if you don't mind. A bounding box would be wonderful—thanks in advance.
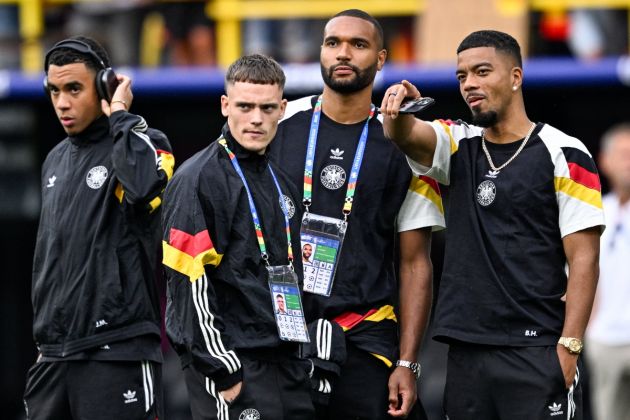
[162,54,314,420]
[270,9,445,419]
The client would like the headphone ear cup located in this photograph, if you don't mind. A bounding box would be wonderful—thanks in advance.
[43,77,51,100]
[95,68,119,103]
[95,68,108,102]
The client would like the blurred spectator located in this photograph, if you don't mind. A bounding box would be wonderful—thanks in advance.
[0,5,17,36]
[381,16,415,63]
[242,15,414,64]
[160,1,214,66]
[243,18,323,63]
[586,123,630,420]
[568,9,628,60]
[529,9,572,57]
[0,5,19,69]
[64,0,151,67]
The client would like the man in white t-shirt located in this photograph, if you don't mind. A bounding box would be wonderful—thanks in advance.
[586,123,630,420]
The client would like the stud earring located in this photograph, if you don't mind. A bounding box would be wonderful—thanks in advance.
[512,86,518,91]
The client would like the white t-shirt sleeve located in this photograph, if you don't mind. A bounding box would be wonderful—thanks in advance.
[406,120,480,186]
[397,174,446,232]
[538,124,605,237]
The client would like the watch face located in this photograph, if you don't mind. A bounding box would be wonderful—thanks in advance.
[569,339,583,352]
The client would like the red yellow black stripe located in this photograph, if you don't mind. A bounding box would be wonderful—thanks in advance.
[162,228,223,281]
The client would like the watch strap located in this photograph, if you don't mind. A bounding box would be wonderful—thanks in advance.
[395,359,421,379]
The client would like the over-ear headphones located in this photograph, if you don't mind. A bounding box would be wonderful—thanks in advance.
[43,39,118,102]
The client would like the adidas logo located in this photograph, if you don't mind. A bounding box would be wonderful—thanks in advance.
[47,175,56,188]
[485,169,500,178]
[330,148,344,160]
[123,390,138,404]
[548,402,563,416]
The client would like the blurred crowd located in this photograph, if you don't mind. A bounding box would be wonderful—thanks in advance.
[0,1,628,70]
[0,0,416,69]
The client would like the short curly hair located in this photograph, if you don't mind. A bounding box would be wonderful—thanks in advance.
[329,9,384,50]
[457,30,522,67]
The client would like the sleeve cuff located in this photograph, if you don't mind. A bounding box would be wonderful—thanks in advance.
[405,155,431,176]
[214,369,243,391]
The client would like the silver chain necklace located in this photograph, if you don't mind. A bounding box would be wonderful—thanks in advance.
[481,122,536,172]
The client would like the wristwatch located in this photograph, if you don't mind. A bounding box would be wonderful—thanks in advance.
[396,360,421,379]
[558,337,584,354]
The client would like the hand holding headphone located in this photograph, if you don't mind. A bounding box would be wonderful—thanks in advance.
[43,39,119,103]
[101,74,133,117]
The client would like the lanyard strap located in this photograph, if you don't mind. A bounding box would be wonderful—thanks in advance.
[218,138,293,265]
[303,95,375,218]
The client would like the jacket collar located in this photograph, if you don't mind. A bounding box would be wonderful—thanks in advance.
[68,115,110,146]
[221,123,269,172]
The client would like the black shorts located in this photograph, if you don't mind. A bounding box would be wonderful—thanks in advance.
[316,342,428,420]
[444,344,582,420]
[23,359,162,420]
[184,352,314,420]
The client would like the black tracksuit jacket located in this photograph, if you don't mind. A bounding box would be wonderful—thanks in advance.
[32,111,173,358]
[162,128,303,390]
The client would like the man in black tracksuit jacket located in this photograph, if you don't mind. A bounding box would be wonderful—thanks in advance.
[24,37,173,420]
[162,54,314,420]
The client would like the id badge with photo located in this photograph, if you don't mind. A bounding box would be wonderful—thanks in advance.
[268,265,310,343]
[300,213,347,297]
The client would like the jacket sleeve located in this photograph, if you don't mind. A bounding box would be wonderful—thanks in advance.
[110,110,175,211]
[161,172,242,390]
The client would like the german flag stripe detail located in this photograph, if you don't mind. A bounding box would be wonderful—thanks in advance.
[364,305,397,323]
[437,118,456,126]
[567,162,601,191]
[410,176,444,214]
[419,176,438,194]
[169,228,214,257]
[561,147,598,173]
[555,177,603,209]
[147,196,161,213]
[370,352,393,368]
[334,309,377,331]
[162,242,223,281]
[157,149,175,180]
[334,305,397,332]
[437,119,458,155]
[163,228,223,280]
[114,182,124,203]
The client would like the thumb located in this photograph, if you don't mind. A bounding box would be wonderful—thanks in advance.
[388,379,400,409]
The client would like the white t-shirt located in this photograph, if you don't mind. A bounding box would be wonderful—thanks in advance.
[587,194,630,345]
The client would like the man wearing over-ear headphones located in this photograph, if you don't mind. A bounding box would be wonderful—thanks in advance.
[24,36,174,420]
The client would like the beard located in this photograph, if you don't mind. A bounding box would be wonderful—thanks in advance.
[471,110,498,127]
[321,61,377,94]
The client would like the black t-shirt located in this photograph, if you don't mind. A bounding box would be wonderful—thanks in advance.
[270,96,442,320]
[409,120,605,347]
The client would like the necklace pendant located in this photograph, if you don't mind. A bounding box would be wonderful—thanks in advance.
[485,169,500,179]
